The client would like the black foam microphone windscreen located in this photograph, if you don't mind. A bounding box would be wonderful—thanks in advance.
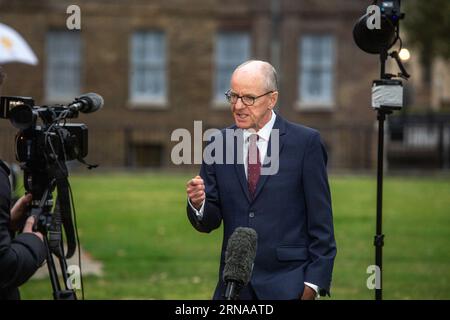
[69,93,104,114]
[223,227,258,287]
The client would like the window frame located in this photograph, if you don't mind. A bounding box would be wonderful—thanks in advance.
[297,34,336,110]
[213,30,251,108]
[45,30,82,103]
[129,30,168,108]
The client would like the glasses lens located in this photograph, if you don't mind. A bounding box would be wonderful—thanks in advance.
[228,93,238,104]
[242,96,254,106]
[225,92,256,106]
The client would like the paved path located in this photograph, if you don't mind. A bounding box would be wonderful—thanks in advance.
[32,247,103,279]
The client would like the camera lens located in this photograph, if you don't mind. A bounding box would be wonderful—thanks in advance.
[9,104,36,130]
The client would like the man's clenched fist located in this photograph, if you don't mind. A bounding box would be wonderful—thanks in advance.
[186,175,205,210]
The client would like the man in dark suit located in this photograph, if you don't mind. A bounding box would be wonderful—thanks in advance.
[186,60,336,300]
[0,66,46,300]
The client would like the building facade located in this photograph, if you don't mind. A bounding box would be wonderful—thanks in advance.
[0,0,381,170]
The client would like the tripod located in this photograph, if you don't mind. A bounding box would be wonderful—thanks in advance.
[31,184,77,300]
[27,163,79,300]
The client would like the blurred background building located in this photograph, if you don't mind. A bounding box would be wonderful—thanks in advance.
[0,0,449,170]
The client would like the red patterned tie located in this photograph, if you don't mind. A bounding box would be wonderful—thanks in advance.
[247,134,260,198]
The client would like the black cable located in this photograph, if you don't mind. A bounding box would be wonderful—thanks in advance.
[44,128,67,174]
[397,35,403,52]
[68,182,84,300]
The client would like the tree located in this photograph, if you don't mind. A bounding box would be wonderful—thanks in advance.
[403,0,450,84]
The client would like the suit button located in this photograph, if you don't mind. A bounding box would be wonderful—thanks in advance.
[249,212,255,218]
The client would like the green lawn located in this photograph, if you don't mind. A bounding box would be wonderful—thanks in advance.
[19,172,450,300]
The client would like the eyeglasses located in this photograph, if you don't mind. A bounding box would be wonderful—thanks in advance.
[225,90,273,106]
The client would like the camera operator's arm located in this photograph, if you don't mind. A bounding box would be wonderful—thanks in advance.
[10,194,43,242]
[10,194,32,232]
[0,166,46,290]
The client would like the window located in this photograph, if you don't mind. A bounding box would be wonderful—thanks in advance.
[130,143,164,167]
[214,31,251,105]
[130,31,167,105]
[46,31,81,101]
[298,35,335,108]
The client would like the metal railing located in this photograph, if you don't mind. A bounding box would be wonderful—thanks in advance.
[388,114,450,169]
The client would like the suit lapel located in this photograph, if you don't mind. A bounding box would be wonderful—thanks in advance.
[252,113,287,201]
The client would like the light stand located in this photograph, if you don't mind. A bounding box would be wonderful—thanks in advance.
[353,0,409,300]
[373,46,409,300]
[375,107,389,301]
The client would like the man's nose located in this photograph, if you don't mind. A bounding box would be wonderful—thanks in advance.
[234,98,246,111]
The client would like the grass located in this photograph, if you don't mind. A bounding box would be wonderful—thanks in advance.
[18,172,450,300]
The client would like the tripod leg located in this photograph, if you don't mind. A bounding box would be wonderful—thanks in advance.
[57,240,78,297]
[56,255,77,300]
[44,236,77,300]
[44,236,62,296]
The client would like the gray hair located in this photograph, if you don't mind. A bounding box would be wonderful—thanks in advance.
[235,60,278,91]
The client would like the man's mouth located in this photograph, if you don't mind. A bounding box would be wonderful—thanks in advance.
[236,113,249,119]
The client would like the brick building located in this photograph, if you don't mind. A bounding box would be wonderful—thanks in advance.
[0,0,381,170]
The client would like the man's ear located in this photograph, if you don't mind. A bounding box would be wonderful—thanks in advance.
[269,91,279,109]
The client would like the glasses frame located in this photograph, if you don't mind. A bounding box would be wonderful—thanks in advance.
[225,89,274,106]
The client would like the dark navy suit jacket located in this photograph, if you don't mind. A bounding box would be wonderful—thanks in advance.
[187,113,336,300]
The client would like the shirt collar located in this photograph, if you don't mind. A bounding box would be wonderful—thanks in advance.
[243,110,276,142]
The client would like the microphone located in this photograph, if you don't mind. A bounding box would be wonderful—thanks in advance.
[223,227,257,300]
[68,93,104,114]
